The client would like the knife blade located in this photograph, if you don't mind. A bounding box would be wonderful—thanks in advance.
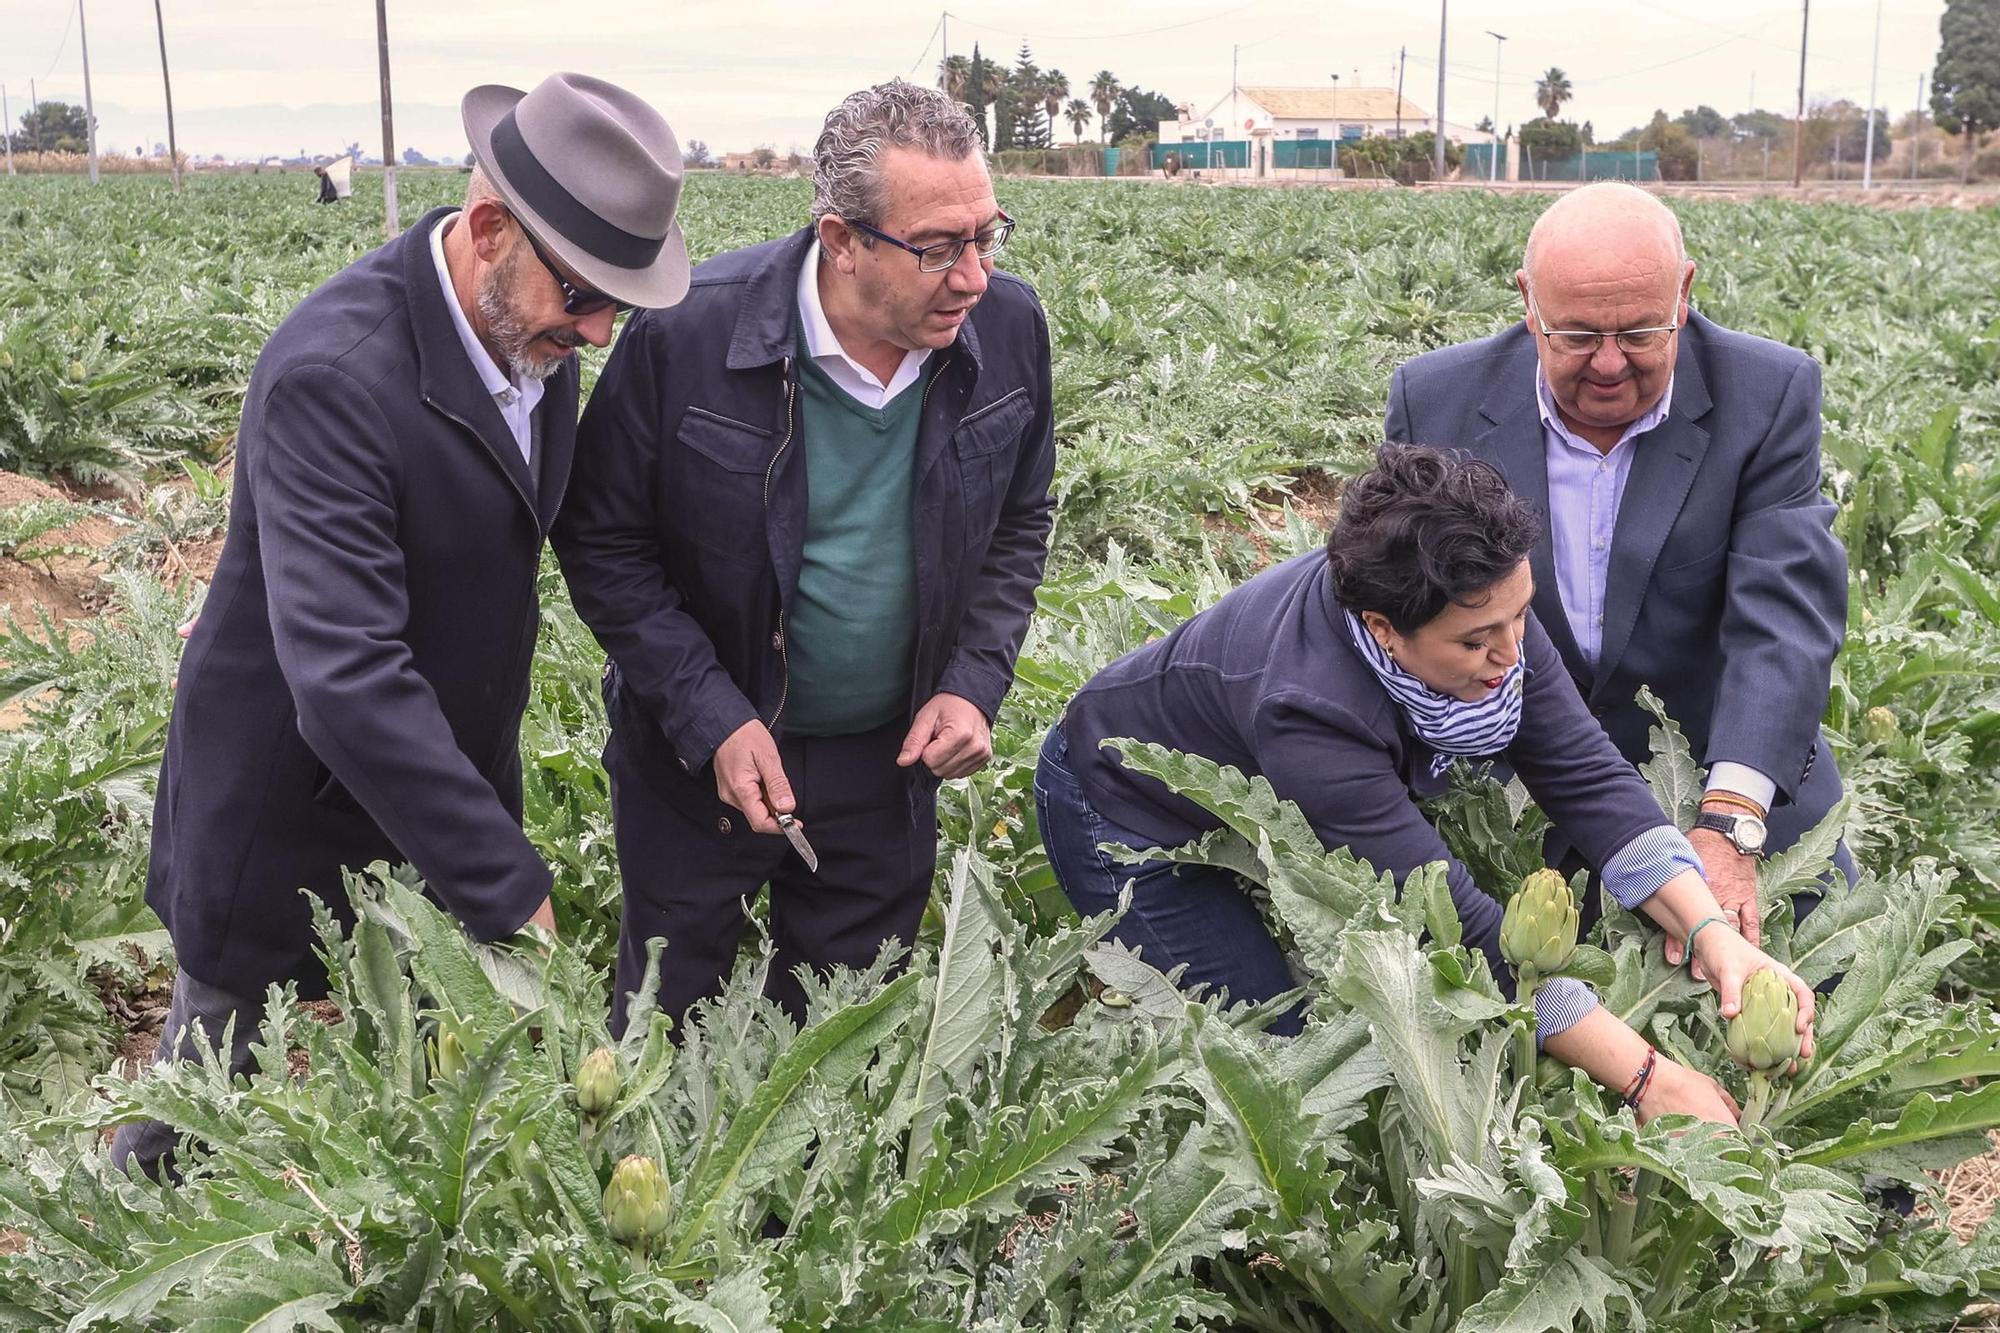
[777,812,819,874]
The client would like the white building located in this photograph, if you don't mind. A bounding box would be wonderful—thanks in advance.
[1157,86,1484,178]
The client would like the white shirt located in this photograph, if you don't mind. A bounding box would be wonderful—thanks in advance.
[1535,368,1775,811]
[795,239,930,408]
[429,211,542,465]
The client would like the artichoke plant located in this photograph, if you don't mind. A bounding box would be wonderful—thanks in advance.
[575,1046,621,1118]
[1500,868,1580,979]
[1862,705,1901,746]
[604,1154,671,1250]
[428,1026,468,1083]
[1499,868,1580,1089]
[1728,967,1803,1129]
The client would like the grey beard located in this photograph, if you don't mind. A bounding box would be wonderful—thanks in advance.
[477,255,580,383]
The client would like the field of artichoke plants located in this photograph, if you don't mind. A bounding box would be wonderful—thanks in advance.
[2,169,2000,1330]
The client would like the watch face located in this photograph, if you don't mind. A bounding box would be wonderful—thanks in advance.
[1735,816,1768,853]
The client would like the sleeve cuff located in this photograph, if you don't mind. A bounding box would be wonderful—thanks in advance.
[1706,762,1777,812]
[1601,824,1704,909]
[1534,977,1597,1047]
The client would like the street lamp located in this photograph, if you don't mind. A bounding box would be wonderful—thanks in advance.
[1329,73,1340,174]
[1485,30,1507,183]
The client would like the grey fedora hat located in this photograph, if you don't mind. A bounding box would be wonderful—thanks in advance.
[463,73,690,309]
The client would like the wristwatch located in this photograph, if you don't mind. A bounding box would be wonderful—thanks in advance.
[1693,809,1768,858]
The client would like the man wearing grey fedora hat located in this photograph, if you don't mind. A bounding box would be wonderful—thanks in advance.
[555,79,1056,1033]
[119,73,689,1180]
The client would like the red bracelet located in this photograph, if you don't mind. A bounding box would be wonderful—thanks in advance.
[1620,1048,1659,1109]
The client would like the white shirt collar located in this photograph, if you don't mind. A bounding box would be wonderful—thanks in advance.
[796,238,929,408]
[1535,364,1674,454]
[429,211,542,418]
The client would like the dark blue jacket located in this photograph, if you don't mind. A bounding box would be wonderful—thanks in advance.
[149,208,569,994]
[1385,312,1847,858]
[1061,551,1674,977]
[553,227,1054,796]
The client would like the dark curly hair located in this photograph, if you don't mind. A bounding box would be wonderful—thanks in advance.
[1325,444,1541,634]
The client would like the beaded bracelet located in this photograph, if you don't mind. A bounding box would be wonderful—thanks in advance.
[1621,1047,1660,1109]
[1683,913,1729,965]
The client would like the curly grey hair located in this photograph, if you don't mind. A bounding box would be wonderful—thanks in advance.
[811,80,982,227]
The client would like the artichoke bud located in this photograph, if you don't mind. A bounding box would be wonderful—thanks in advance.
[0,350,14,370]
[1725,969,1802,1072]
[65,360,87,383]
[574,1046,622,1116]
[603,1154,671,1245]
[1499,868,1580,976]
[1862,706,1900,746]
[429,1026,468,1082]
[1098,989,1133,1009]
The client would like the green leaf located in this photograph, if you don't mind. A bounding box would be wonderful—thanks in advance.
[1183,1006,1329,1227]
[672,969,921,1257]
[1089,1127,1251,1303]
[902,850,1005,1168]
[1791,1081,2000,1178]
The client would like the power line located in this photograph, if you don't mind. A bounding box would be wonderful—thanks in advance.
[906,12,944,78]
[42,0,79,79]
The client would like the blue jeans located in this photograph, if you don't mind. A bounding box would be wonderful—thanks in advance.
[1034,723,1304,1035]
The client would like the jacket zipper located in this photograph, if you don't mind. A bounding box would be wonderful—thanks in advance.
[760,357,798,730]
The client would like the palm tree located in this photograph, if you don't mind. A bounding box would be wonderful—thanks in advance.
[1042,69,1070,141]
[1089,70,1122,142]
[1065,97,1093,144]
[938,54,971,103]
[1535,67,1574,121]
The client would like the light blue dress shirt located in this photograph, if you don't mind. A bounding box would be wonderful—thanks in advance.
[1533,369,1776,813]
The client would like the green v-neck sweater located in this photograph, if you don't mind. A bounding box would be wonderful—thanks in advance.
[783,340,921,735]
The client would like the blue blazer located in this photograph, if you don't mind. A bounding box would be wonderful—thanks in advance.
[1385,312,1847,858]
[1060,551,1675,979]
[148,209,568,996]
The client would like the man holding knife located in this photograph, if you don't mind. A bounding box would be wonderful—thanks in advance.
[554,80,1054,1032]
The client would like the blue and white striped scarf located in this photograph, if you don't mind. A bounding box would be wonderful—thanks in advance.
[1345,611,1527,776]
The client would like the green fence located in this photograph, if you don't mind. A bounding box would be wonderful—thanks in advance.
[1468,144,1661,182]
[1151,140,1249,170]
[1272,139,1336,169]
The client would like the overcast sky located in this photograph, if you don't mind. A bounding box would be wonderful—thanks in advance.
[0,0,1947,161]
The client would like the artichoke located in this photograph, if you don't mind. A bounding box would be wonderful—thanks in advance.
[1862,706,1901,746]
[1726,968,1802,1073]
[575,1046,621,1117]
[65,359,87,383]
[603,1154,671,1247]
[428,1026,468,1082]
[1499,868,1580,977]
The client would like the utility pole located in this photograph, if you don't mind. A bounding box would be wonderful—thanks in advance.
[28,80,37,156]
[939,11,949,91]
[1231,44,1238,130]
[1912,72,1923,182]
[1433,0,1447,180]
[1790,0,1808,188]
[376,0,399,239]
[1861,0,1881,189]
[2,86,14,176]
[78,0,101,184]
[1485,30,1506,183]
[1395,45,1407,140]
[153,0,182,192]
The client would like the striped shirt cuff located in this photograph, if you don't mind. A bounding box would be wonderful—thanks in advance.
[1602,824,1704,910]
[1534,976,1597,1046]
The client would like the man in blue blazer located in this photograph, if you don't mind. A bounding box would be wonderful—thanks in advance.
[1385,182,1851,950]
[119,75,691,1178]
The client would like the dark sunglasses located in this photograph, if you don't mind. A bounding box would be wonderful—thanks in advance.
[512,215,632,316]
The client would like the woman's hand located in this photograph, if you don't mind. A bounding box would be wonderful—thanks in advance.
[1636,1057,1741,1126]
[1690,925,1816,1065]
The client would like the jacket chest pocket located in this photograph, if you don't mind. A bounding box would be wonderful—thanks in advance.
[672,406,776,562]
[951,388,1031,548]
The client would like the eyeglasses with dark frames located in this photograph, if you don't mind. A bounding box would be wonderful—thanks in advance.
[1528,292,1679,357]
[511,214,632,316]
[845,210,1016,273]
